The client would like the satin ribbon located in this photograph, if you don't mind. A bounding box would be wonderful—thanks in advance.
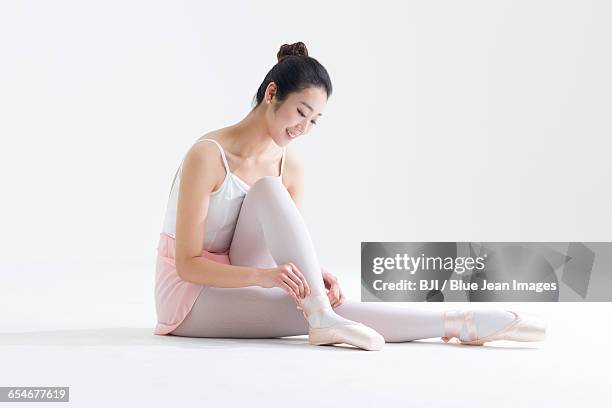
[297,293,333,321]
[441,310,478,343]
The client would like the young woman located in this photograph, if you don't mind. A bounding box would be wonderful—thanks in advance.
[154,42,547,351]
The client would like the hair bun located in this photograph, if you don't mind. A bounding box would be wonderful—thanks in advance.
[277,42,309,62]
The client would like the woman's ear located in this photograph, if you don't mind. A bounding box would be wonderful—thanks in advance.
[265,82,277,103]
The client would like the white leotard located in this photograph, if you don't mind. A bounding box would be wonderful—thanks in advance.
[161,138,286,253]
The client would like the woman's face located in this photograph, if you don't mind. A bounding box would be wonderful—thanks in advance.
[265,85,327,146]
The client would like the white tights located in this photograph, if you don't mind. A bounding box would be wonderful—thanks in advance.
[171,176,515,342]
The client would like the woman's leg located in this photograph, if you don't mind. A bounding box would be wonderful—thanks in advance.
[173,176,517,342]
[228,176,371,330]
[170,285,309,338]
[171,175,313,339]
[172,288,516,342]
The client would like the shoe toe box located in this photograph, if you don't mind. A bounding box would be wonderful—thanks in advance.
[513,315,547,342]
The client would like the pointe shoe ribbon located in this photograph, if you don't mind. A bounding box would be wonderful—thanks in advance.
[296,293,333,323]
[297,294,385,351]
[441,310,547,346]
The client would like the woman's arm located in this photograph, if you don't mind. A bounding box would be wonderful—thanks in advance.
[175,142,261,287]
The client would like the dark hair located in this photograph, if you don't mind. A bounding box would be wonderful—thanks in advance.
[252,42,333,109]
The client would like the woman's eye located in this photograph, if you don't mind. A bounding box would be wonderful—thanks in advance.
[298,109,317,125]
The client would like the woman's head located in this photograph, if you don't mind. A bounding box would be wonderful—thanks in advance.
[252,42,332,146]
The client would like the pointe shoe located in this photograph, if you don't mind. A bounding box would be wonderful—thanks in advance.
[296,298,385,351]
[308,322,385,351]
[440,309,547,346]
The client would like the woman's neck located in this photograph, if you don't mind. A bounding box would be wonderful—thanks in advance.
[228,106,280,160]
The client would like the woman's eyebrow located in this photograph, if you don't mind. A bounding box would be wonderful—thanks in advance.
[300,101,323,116]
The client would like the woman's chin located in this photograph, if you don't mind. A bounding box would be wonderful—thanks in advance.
[273,136,289,148]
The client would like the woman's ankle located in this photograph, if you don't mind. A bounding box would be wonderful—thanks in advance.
[299,292,358,328]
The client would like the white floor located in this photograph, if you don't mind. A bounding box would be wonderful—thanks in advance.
[1,261,610,407]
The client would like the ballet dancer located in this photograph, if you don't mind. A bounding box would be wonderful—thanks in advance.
[154,41,547,350]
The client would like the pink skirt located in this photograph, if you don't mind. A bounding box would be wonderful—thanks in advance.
[154,232,231,335]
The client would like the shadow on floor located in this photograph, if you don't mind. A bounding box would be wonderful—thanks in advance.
[0,328,536,351]
[0,328,311,349]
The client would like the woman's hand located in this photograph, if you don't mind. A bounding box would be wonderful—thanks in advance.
[258,263,311,305]
[322,268,345,308]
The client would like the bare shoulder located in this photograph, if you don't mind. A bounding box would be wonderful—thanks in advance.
[189,128,231,165]
[185,140,216,170]
[181,131,227,190]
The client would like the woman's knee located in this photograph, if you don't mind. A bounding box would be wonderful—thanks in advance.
[249,175,283,194]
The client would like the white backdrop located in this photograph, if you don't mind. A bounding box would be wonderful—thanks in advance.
[1,0,611,330]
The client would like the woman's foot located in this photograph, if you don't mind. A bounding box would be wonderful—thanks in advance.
[298,293,385,351]
[441,309,547,346]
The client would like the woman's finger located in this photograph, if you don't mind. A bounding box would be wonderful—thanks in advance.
[287,263,305,298]
[279,281,299,303]
[281,274,301,300]
[289,263,310,297]
[332,282,341,302]
[338,290,345,306]
[332,286,343,307]
[332,292,340,307]
[285,265,304,298]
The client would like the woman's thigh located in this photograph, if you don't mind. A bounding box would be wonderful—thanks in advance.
[170,285,309,338]
[227,179,278,269]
